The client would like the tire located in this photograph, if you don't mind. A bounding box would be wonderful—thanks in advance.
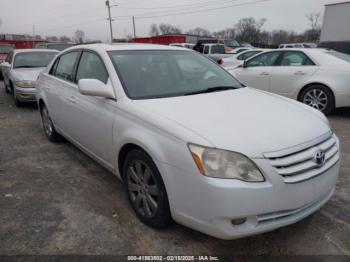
[5,82,11,94]
[40,104,63,142]
[123,149,172,229]
[13,90,24,107]
[299,84,334,114]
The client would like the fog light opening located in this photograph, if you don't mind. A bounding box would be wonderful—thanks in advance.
[231,218,247,226]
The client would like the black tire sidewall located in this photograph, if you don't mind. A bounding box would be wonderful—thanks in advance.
[300,85,334,114]
[123,149,172,229]
[40,105,62,142]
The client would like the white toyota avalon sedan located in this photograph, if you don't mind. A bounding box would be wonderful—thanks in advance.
[228,48,350,114]
[36,44,340,239]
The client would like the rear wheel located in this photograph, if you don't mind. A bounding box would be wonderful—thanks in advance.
[300,85,334,114]
[123,149,172,229]
[40,104,63,142]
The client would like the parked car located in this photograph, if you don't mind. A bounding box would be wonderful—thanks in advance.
[279,43,317,48]
[193,43,233,63]
[241,43,255,48]
[228,48,350,114]
[227,47,252,54]
[222,49,267,68]
[218,39,241,53]
[0,43,14,80]
[169,43,195,49]
[35,42,73,51]
[1,49,58,106]
[36,44,340,240]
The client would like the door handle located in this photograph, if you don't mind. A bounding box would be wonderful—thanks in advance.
[294,71,307,76]
[67,96,76,103]
[260,72,270,76]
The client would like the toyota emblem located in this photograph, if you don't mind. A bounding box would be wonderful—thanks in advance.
[314,150,326,166]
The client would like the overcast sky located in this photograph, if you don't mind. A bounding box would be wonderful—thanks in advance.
[0,0,343,41]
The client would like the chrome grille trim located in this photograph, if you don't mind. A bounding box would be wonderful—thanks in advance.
[265,133,339,183]
[263,131,332,159]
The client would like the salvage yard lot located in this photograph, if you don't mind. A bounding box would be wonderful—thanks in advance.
[0,81,349,256]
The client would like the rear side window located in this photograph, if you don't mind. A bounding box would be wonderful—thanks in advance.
[76,51,109,84]
[203,46,210,54]
[280,52,315,66]
[54,51,80,82]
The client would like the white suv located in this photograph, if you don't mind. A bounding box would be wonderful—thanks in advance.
[36,44,340,239]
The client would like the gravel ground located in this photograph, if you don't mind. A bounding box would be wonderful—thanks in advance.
[0,81,349,256]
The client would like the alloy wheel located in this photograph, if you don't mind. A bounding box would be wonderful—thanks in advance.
[42,107,53,137]
[126,160,159,218]
[303,89,328,112]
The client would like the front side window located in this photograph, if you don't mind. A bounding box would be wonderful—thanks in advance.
[13,52,57,69]
[109,50,241,99]
[76,51,109,84]
[237,51,262,61]
[246,52,281,67]
[280,52,314,66]
[54,51,79,82]
[5,52,13,63]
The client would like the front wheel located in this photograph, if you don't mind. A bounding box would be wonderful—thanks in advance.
[123,149,172,229]
[40,104,63,142]
[300,85,334,114]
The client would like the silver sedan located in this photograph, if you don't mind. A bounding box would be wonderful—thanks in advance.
[1,49,58,106]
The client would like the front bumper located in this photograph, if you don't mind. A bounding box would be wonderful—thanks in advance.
[14,86,36,102]
[156,158,340,240]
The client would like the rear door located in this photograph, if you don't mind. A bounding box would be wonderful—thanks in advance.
[232,51,282,91]
[269,51,319,98]
[64,50,116,166]
[46,51,81,130]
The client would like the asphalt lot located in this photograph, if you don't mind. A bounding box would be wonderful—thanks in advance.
[0,81,349,256]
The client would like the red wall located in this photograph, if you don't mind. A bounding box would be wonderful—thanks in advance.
[0,40,47,49]
[132,35,187,45]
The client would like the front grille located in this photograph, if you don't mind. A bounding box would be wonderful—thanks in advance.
[265,133,339,184]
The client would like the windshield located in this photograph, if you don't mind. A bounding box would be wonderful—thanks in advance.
[48,44,73,51]
[327,51,350,63]
[0,45,13,54]
[224,40,240,48]
[211,45,225,54]
[14,52,57,68]
[109,50,241,99]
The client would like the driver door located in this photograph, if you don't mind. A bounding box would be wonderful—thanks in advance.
[232,51,282,91]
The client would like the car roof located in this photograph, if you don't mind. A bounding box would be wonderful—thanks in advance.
[64,43,192,53]
[14,49,60,54]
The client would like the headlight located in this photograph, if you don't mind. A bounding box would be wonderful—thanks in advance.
[188,144,265,182]
[15,80,36,88]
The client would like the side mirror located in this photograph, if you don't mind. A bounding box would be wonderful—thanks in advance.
[78,79,116,99]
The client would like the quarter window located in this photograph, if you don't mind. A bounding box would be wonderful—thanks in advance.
[76,52,109,84]
[280,52,315,66]
[54,51,80,82]
[246,52,281,67]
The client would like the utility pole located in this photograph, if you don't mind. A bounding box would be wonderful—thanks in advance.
[132,16,136,38]
[105,0,114,43]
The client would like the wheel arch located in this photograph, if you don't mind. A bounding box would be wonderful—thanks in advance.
[298,82,335,104]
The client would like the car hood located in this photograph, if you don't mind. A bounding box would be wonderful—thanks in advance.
[133,88,330,158]
[13,67,46,81]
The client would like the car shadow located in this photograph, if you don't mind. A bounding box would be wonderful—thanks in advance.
[329,107,350,118]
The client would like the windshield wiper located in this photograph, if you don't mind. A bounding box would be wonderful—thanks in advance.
[184,86,237,96]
